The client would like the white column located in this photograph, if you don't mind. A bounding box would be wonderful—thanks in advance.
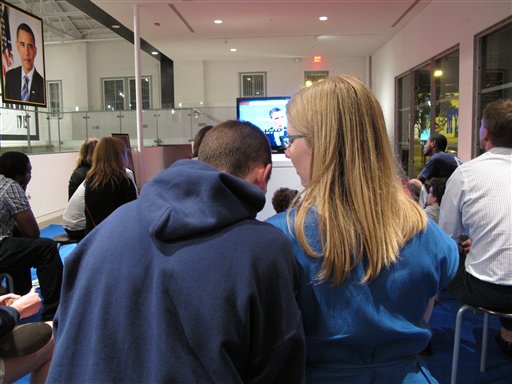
[133,3,145,183]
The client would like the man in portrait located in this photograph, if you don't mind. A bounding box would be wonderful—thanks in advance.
[3,23,44,104]
[265,107,287,147]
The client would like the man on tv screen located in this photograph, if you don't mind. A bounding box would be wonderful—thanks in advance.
[265,107,287,147]
[4,23,44,104]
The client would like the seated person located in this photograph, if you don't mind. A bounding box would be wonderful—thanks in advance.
[191,125,213,159]
[272,187,299,213]
[423,177,447,224]
[68,138,98,200]
[64,168,136,241]
[0,287,54,383]
[408,133,461,206]
[84,137,137,233]
[0,152,63,321]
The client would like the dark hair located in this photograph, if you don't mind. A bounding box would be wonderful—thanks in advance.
[269,107,282,117]
[17,23,36,45]
[0,151,30,179]
[192,125,213,158]
[198,120,271,178]
[272,187,299,213]
[429,133,448,152]
[429,177,447,204]
[483,99,512,148]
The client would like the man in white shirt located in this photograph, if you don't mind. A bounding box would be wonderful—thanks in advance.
[439,98,512,356]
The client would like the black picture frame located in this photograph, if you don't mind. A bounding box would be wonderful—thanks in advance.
[0,1,46,108]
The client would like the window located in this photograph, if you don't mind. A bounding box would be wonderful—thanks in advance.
[47,81,62,118]
[395,48,460,178]
[240,72,266,97]
[103,79,125,111]
[103,77,152,110]
[129,77,151,110]
[475,17,512,156]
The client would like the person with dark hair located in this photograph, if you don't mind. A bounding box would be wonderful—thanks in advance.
[47,120,305,383]
[3,23,45,104]
[423,177,447,224]
[408,132,461,205]
[191,125,213,158]
[267,76,458,382]
[440,98,512,357]
[0,152,63,321]
[68,138,98,199]
[272,187,299,213]
[265,107,287,147]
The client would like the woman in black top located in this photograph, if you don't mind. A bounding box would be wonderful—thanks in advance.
[68,138,98,200]
[84,137,137,233]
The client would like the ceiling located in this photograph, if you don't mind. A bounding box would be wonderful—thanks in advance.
[9,0,432,61]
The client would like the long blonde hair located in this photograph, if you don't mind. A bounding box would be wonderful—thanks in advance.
[287,75,426,284]
[86,137,129,190]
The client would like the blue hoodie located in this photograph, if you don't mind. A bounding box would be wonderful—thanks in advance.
[48,160,305,384]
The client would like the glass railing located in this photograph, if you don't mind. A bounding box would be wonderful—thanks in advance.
[0,105,234,154]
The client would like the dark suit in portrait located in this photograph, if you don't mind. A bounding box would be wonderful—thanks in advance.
[4,66,45,104]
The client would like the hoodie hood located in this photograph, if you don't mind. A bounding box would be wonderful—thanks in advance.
[139,159,265,242]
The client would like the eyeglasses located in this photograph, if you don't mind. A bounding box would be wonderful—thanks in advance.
[281,134,306,149]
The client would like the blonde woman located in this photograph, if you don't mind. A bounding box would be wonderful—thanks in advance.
[84,137,137,233]
[267,75,458,383]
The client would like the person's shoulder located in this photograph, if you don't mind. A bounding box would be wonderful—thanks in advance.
[33,69,44,82]
[4,66,20,80]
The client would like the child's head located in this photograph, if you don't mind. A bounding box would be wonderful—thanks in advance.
[426,177,447,206]
[272,187,299,213]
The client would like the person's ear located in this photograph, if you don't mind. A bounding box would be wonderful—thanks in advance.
[252,163,272,193]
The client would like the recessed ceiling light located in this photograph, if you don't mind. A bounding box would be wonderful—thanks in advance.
[112,24,120,29]
[214,19,223,24]
[230,48,237,52]
[151,51,158,55]
[319,16,328,21]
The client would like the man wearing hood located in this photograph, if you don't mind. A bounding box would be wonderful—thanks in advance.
[47,120,306,383]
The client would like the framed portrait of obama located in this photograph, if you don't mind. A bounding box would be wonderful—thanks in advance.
[0,1,46,107]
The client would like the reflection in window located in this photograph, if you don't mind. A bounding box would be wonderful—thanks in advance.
[476,18,512,156]
[129,77,151,110]
[240,73,266,97]
[103,79,124,111]
[304,71,329,87]
[396,48,459,178]
[47,81,62,118]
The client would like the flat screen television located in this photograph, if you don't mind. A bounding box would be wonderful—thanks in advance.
[236,96,290,153]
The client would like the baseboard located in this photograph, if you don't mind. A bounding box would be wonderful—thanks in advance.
[37,210,64,227]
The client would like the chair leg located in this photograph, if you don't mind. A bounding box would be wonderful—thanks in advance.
[480,312,489,372]
[451,304,472,384]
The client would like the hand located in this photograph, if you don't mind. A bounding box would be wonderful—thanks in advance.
[458,238,471,256]
[0,293,21,306]
[9,288,42,319]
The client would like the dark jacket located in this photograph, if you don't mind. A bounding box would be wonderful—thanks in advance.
[48,160,305,384]
[4,66,45,105]
[68,164,91,200]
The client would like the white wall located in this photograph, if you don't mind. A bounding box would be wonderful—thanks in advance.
[45,43,89,113]
[27,152,77,222]
[174,56,368,108]
[372,1,512,161]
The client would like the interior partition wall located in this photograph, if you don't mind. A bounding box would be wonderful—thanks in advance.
[395,47,460,179]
